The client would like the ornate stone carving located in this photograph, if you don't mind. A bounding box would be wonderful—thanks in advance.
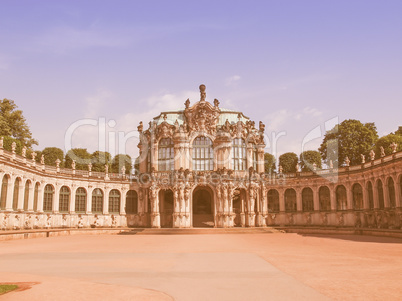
[369,150,375,161]
[390,142,398,153]
[156,121,175,139]
[183,85,220,135]
[380,146,385,157]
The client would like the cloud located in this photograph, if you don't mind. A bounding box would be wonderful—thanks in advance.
[225,75,241,86]
[34,26,130,54]
[66,89,200,158]
[84,89,112,118]
[265,107,323,131]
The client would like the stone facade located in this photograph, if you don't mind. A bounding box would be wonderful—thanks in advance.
[1,85,401,230]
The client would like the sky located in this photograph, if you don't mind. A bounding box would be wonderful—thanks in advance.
[1,0,401,161]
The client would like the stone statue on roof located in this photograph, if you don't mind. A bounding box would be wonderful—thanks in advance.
[199,84,206,102]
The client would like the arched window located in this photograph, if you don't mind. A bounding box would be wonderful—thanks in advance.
[75,187,87,213]
[158,138,174,171]
[12,178,21,211]
[352,183,363,210]
[387,177,396,208]
[109,189,120,213]
[285,189,296,212]
[92,188,103,213]
[192,136,213,171]
[33,183,39,212]
[336,185,347,211]
[232,138,246,170]
[302,187,314,212]
[267,189,279,213]
[319,186,331,211]
[367,181,374,209]
[43,184,54,212]
[377,180,384,209]
[24,181,30,211]
[0,175,9,210]
[126,190,138,214]
[59,186,70,213]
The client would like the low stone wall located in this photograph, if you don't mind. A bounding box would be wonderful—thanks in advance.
[265,209,402,229]
[0,228,130,241]
[0,212,127,231]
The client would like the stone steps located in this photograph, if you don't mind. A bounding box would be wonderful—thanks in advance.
[119,227,284,235]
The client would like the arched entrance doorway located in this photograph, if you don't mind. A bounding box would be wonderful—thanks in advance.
[232,188,246,227]
[192,186,214,227]
[159,189,174,228]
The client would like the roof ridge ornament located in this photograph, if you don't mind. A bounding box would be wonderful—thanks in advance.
[199,84,206,102]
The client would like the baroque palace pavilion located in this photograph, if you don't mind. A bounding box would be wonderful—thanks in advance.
[1,85,402,230]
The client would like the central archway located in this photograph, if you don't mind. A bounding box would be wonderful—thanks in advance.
[159,189,174,228]
[192,186,214,227]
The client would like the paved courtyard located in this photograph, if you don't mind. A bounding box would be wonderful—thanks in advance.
[0,232,401,300]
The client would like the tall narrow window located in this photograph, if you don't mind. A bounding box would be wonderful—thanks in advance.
[285,189,297,212]
[59,186,70,213]
[319,186,331,211]
[192,136,213,171]
[302,187,314,212]
[12,178,20,211]
[75,187,87,213]
[126,190,138,214]
[232,138,246,171]
[43,184,54,212]
[352,183,363,210]
[387,177,396,208]
[267,189,279,213]
[0,175,9,210]
[92,188,103,213]
[158,138,174,171]
[109,189,120,213]
[336,185,347,210]
[24,181,30,211]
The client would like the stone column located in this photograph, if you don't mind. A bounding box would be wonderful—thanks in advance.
[256,147,265,173]
[247,185,256,227]
[382,176,390,208]
[296,188,302,212]
[373,181,379,209]
[151,141,158,171]
[17,180,24,211]
[246,145,253,170]
[53,185,60,213]
[313,186,319,211]
[394,175,401,208]
[240,193,246,227]
[120,189,127,215]
[27,183,35,212]
[330,185,337,211]
[174,145,182,170]
[36,184,45,213]
[149,185,160,228]
[103,187,110,215]
[86,187,92,214]
[279,188,285,212]
[186,144,192,170]
[346,184,353,210]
